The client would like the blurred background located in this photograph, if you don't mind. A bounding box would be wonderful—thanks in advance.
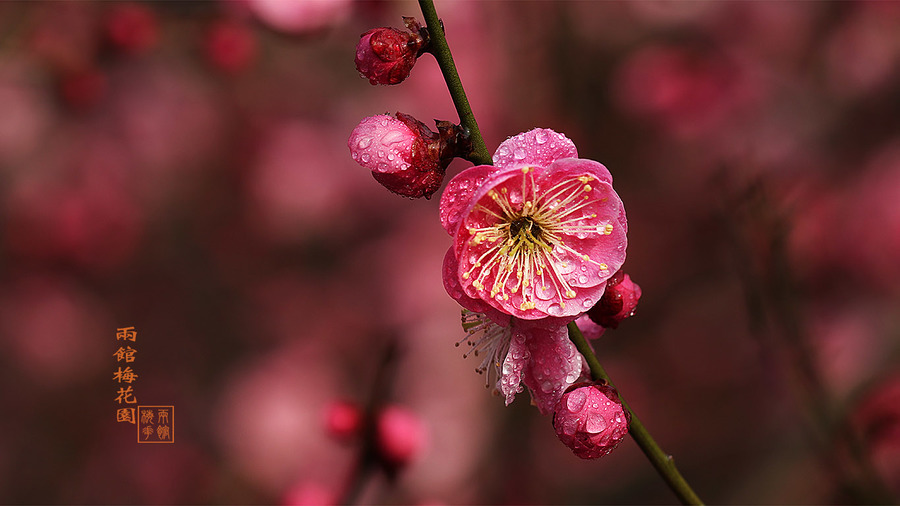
[1,0,900,504]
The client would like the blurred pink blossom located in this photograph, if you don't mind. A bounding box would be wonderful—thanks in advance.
[614,44,759,139]
[246,0,350,34]
[247,121,365,241]
[5,176,142,271]
[282,482,337,506]
[204,19,258,74]
[376,405,427,468]
[214,341,350,495]
[103,3,159,55]
[0,275,109,389]
[855,373,900,496]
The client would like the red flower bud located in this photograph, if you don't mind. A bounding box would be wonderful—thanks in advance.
[348,112,470,199]
[355,18,428,86]
[553,382,630,459]
[587,270,642,329]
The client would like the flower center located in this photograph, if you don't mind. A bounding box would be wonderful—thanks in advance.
[508,216,543,244]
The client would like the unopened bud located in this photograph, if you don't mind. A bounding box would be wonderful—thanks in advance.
[588,270,641,329]
[323,400,362,442]
[348,113,469,199]
[376,405,426,468]
[553,382,630,459]
[355,18,428,86]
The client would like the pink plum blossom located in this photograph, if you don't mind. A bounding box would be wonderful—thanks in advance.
[553,383,630,459]
[440,128,627,321]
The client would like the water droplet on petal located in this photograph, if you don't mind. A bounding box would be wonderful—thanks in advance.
[513,147,526,160]
[582,298,593,309]
[535,130,548,144]
[357,137,372,149]
[361,153,371,163]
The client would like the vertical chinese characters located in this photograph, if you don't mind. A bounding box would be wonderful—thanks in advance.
[114,327,138,423]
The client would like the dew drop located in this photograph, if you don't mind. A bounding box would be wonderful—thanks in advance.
[357,137,372,149]
[582,298,593,309]
[387,153,394,161]
[535,130,548,144]
[513,147,526,160]
[360,153,371,163]
[566,388,588,411]
[578,275,588,284]
[548,303,563,316]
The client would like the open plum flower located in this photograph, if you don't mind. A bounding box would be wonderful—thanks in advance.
[440,128,627,321]
[441,128,627,413]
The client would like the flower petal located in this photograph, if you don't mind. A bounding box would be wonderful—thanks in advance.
[520,323,584,415]
[442,248,511,326]
[492,128,578,170]
[548,158,613,185]
[499,329,528,405]
[439,164,501,236]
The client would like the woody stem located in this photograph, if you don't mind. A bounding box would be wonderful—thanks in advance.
[418,0,492,166]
